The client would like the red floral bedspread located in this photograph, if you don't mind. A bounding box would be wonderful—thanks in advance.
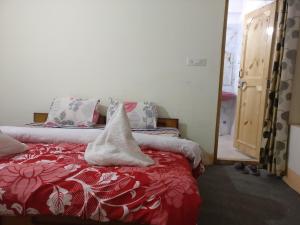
[0,143,201,225]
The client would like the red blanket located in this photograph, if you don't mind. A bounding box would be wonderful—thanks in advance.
[0,143,201,225]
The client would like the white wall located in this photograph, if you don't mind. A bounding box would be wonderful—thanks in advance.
[227,0,244,25]
[288,126,300,175]
[284,125,300,193]
[223,0,243,95]
[0,0,226,157]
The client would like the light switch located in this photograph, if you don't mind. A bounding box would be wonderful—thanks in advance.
[186,57,207,67]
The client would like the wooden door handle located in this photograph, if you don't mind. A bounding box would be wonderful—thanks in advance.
[238,81,247,90]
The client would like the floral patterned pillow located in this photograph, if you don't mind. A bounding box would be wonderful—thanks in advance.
[45,97,100,127]
[107,99,158,129]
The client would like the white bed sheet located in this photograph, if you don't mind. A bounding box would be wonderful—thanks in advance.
[0,126,204,169]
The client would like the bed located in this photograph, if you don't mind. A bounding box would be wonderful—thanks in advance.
[0,113,203,225]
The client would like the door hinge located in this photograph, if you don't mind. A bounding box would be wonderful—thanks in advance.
[267,79,271,89]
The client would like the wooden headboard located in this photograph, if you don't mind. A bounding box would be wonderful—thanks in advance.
[33,113,179,129]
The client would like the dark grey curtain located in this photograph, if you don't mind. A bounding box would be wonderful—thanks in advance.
[261,0,300,176]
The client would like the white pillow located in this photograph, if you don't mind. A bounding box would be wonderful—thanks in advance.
[107,99,158,129]
[45,97,100,127]
[0,131,28,157]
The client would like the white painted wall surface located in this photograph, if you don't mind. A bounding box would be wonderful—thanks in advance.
[0,0,226,156]
[288,125,300,175]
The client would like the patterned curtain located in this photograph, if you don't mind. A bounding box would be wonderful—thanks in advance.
[260,0,300,176]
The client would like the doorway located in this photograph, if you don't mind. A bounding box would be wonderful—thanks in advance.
[216,0,276,162]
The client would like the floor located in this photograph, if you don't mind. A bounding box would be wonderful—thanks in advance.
[217,135,255,161]
[197,165,300,225]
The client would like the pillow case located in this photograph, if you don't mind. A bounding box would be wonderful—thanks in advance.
[107,99,158,129]
[45,97,100,127]
[92,103,101,124]
[0,131,28,157]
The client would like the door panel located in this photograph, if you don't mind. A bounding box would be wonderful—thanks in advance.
[234,2,277,159]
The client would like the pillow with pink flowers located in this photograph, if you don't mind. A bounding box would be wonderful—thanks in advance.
[107,99,158,129]
[45,97,100,127]
[0,131,28,157]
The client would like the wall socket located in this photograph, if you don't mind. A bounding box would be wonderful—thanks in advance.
[186,57,207,67]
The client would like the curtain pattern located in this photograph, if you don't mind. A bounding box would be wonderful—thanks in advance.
[260,0,300,176]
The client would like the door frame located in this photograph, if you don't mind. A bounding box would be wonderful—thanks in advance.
[213,0,277,164]
[213,0,229,164]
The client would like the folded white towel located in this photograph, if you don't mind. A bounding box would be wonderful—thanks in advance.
[84,104,155,167]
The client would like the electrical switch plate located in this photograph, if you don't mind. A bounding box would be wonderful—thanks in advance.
[186,57,207,67]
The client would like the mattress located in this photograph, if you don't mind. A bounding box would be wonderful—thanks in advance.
[0,143,201,225]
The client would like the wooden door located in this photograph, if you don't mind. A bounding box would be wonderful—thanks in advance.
[234,2,277,159]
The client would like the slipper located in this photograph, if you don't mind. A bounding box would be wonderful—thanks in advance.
[242,167,250,174]
[247,165,260,176]
[234,162,245,170]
